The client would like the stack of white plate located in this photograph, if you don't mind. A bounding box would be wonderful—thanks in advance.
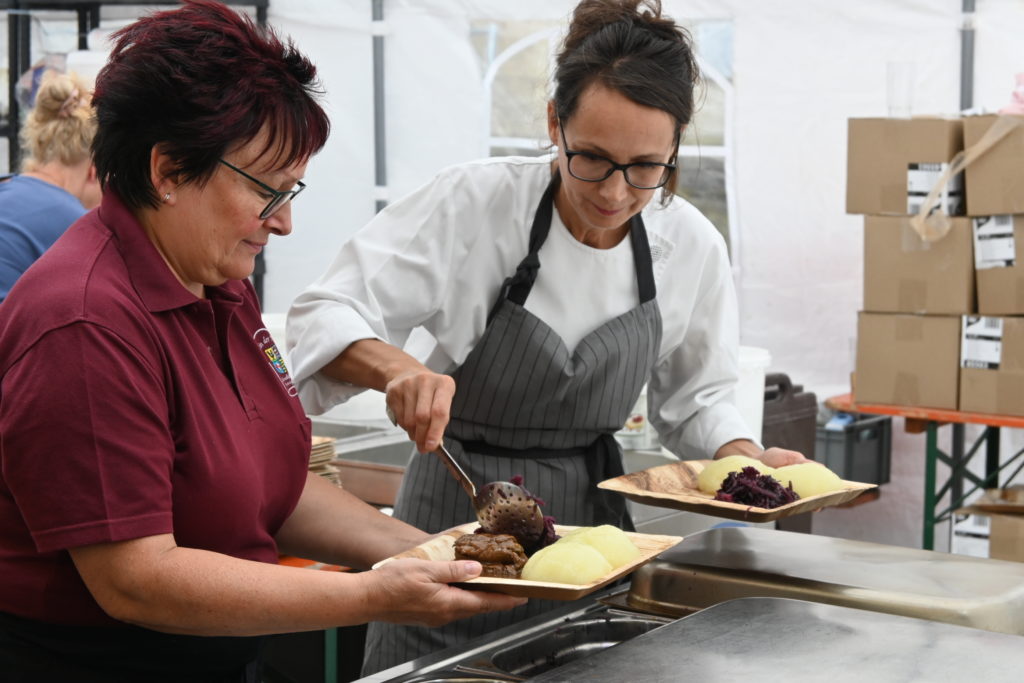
[309,436,341,486]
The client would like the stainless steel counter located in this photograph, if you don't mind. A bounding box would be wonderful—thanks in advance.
[628,526,1024,635]
[352,525,1024,682]
[317,416,1024,681]
[532,596,1024,682]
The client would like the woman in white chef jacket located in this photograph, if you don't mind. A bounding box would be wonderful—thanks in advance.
[288,0,808,673]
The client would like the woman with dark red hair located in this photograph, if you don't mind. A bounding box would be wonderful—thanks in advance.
[0,2,523,681]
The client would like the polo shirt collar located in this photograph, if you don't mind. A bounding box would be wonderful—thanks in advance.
[97,191,245,313]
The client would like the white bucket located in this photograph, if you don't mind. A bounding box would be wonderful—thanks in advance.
[735,345,772,442]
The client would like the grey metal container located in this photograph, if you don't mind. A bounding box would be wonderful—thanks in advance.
[626,526,1024,636]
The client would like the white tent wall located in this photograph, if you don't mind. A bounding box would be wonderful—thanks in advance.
[700,0,958,549]
[976,0,1024,108]
[263,0,1024,550]
[267,1,375,315]
[268,0,487,316]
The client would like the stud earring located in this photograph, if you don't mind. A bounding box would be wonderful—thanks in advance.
[163,193,171,202]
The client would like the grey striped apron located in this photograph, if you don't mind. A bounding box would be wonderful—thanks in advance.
[362,175,662,675]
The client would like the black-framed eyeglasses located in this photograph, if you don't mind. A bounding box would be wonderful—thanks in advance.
[218,159,306,220]
[558,121,676,190]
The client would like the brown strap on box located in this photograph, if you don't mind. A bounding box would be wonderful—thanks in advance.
[910,115,1024,242]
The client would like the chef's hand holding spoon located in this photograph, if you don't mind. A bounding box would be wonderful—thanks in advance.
[384,367,455,454]
[325,338,454,454]
[327,340,545,548]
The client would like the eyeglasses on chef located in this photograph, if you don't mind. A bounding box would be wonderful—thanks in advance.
[218,158,306,219]
[558,121,676,190]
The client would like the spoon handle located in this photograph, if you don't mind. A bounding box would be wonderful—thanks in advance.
[434,443,478,501]
[386,405,478,501]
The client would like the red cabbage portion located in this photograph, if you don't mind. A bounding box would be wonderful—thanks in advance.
[537,516,559,550]
[713,466,799,509]
[506,475,559,553]
[509,474,546,507]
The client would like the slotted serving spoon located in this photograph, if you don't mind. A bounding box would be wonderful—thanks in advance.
[386,406,545,546]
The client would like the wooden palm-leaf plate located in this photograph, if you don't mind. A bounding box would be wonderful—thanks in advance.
[598,460,877,523]
[373,523,681,601]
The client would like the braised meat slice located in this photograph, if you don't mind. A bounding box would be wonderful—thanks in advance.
[453,533,527,579]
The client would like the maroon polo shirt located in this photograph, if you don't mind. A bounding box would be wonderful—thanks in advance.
[0,191,311,626]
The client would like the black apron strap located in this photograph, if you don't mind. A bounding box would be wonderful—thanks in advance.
[488,172,657,323]
[629,213,657,304]
[486,174,560,324]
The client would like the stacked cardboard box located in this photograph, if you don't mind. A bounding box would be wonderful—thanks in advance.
[959,316,1024,415]
[960,114,1024,416]
[848,117,966,410]
[848,114,1024,416]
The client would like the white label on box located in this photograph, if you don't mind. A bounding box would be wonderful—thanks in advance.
[906,162,965,215]
[961,315,1003,369]
[972,215,1016,270]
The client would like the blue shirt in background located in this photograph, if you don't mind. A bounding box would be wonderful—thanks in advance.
[0,175,86,303]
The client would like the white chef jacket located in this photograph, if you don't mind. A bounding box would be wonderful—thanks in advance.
[287,155,756,459]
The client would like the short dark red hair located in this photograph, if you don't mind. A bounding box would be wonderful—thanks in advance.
[91,0,330,210]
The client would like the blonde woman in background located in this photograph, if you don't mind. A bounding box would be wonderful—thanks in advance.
[0,70,100,303]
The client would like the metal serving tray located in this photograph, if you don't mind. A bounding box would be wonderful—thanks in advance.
[625,526,1024,635]
[353,591,671,683]
[531,597,1024,682]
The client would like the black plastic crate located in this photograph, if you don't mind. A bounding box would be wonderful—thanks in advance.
[761,373,817,458]
[815,414,892,485]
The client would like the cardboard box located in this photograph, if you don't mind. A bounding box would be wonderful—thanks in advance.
[958,316,1024,416]
[333,459,404,506]
[956,487,1024,563]
[864,216,975,314]
[951,514,990,559]
[990,514,1024,562]
[847,117,964,216]
[855,312,960,409]
[963,114,1024,216]
[973,215,1024,314]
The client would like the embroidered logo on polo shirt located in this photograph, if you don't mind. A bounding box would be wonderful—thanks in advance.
[253,326,298,396]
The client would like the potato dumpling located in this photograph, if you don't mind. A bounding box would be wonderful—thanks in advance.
[521,541,612,585]
[697,455,775,494]
[560,524,640,568]
[774,462,844,498]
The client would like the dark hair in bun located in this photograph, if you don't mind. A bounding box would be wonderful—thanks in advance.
[553,0,700,199]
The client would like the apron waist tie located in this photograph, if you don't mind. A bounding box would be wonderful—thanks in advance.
[458,440,588,459]
[588,433,635,532]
